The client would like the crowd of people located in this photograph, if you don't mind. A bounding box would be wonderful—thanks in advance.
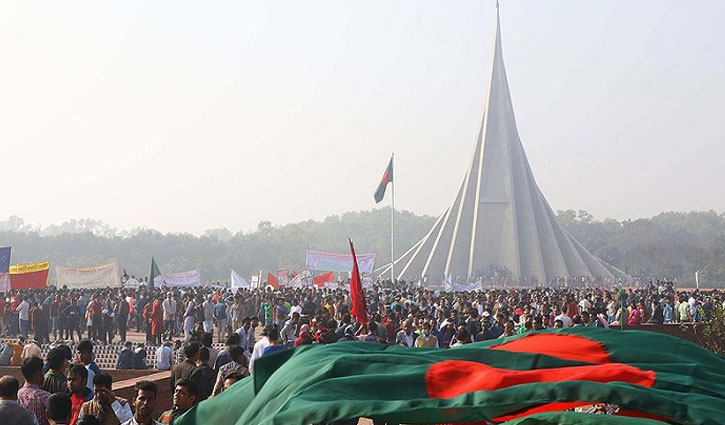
[0,335,249,425]
[1,279,721,347]
[0,279,722,424]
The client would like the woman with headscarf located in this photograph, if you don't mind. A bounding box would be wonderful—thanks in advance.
[627,306,642,325]
[294,324,314,347]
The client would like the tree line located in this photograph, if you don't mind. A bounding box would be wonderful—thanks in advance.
[1,209,723,287]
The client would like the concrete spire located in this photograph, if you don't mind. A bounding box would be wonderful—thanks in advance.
[378,6,628,285]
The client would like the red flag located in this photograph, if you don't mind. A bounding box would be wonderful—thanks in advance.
[313,271,334,288]
[267,272,279,290]
[348,238,368,324]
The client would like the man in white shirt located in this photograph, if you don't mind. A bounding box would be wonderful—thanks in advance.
[17,297,31,338]
[155,341,174,370]
[395,320,416,347]
[688,296,697,318]
[162,293,177,337]
[202,296,215,333]
[235,318,251,353]
[248,325,272,374]
[19,338,41,363]
[289,300,302,318]
[554,306,573,328]
[578,297,592,313]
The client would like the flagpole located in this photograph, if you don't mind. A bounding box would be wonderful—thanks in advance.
[390,152,395,283]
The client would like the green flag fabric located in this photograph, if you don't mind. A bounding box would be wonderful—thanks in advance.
[176,328,725,425]
[149,256,160,289]
[373,155,393,203]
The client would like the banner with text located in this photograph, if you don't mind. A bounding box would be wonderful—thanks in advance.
[305,250,376,273]
[154,269,201,288]
[10,261,49,290]
[56,262,121,289]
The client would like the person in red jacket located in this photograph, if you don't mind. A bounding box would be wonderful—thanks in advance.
[151,297,164,345]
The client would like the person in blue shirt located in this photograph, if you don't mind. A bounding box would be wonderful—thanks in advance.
[663,299,674,324]
[261,328,286,357]
[213,300,228,343]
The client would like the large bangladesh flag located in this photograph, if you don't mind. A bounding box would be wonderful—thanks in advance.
[176,328,725,425]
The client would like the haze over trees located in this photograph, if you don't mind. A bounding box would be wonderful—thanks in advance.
[1,209,723,287]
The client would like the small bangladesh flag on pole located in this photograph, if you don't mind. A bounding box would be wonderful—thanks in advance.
[373,154,393,203]
[149,256,161,289]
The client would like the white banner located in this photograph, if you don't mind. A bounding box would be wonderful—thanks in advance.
[231,269,250,293]
[251,275,260,289]
[454,283,480,292]
[454,278,482,292]
[443,275,482,292]
[443,275,452,292]
[154,269,201,288]
[362,275,374,289]
[56,262,120,289]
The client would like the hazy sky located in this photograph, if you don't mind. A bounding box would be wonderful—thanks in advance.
[2,1,724,235]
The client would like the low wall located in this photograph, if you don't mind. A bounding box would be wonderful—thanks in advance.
[620,322,708,346]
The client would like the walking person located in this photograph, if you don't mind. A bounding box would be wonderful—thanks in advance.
[63,299,82,342]
[50,295,61,340]
[202,296,214,334]
[213,298,227,344]
[57,296,69,341]
[182,297,197,341]
[87,296,103,342]
[17,296,31,339]
[134,293,145,333]
[31,301,50,344]
[115,294,129,343]
[150,297,163,346]
[162,293,176,339]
